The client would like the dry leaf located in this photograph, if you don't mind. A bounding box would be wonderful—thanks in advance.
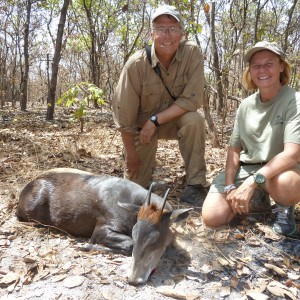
[247,236,261,246]
[0,272,20,286]
[237,256,252,263]
[230,276,239,288]
[219,286,230,297]
[157,286,200,300]
[201,262,213,273]
[211,260,223,271]
[256,224,282,240]
[234,233,245,240]
[267,281,296,300]
[23,257,37,263]
[62,275,85,288]
[34,270,50,282]
[39,249,56,258]
[283,256,291,269]
[62,261,73,271]
[246,290,269,300]
[217,257,229,266]
[52,274,67,282]
[72,266,90,276]
[264,263,286,276]
[237,265,251,276]
[100,290,111,300]
[285,279,300,289]
[253,278,268,293]
[0,239,8,246]
[287,271,300,280]
[7,282,17,293]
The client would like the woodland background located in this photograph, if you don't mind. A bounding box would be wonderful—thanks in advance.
[0,0,300,133]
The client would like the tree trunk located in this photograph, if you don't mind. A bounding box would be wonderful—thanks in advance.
[0,47,6,108]
[46,0,70,121]
[283,0,298,53]
[83,0,100,108]
[203,88,220,148]
[210,1,224,114]
[20,0,31,111]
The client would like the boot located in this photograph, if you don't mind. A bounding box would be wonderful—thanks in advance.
[272,204,297,237]
[249,188,271,213]
[180,184,209,205]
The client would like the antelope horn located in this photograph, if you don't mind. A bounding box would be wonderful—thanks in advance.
[146,183,154,206]
[161,188,170,214]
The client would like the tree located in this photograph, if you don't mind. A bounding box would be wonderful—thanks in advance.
[46,0,70,121]
[57,82,105,132]
[20,0,32,111]
[208,0,224,114]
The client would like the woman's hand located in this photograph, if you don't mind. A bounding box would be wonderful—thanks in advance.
[226,176,256,214]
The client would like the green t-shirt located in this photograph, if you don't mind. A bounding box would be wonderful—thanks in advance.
[230,86,300,163]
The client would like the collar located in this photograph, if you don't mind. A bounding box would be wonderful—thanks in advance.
[151,41,184,68]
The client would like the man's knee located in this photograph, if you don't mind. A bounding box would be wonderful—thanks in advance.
[179,111,204,127]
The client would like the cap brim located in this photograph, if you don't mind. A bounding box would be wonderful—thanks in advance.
[151,12,180,22]
[244,47,282,62]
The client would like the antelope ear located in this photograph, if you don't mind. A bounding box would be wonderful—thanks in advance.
[118,202,140,213]
[170,208,193,223]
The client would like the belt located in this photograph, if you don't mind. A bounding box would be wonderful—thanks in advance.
[240,161,266,166]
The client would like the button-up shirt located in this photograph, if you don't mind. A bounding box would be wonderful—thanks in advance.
[113,40,204,134]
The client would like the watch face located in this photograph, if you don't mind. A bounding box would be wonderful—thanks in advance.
[255,173,265,184]
[150,115,159,127]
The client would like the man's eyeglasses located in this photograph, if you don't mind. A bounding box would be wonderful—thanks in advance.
[153,26,182,36]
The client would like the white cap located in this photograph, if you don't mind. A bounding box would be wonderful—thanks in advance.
[151,5,181,23]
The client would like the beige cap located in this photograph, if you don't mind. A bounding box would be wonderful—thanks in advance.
[244,41,285,62]
[151,5,181,23]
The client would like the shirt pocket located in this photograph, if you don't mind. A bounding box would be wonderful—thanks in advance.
[140,83,163,113]
[173,74,188,97]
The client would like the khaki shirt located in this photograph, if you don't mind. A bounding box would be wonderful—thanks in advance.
[113,40,204,134]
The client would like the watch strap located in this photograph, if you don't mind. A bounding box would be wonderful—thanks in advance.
[150,115,160,127]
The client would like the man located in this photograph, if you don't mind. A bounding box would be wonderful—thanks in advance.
[113,5,208,204]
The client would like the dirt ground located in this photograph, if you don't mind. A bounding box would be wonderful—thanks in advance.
[0,107,300,300]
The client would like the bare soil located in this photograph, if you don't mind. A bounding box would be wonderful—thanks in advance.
[0,107,300,300]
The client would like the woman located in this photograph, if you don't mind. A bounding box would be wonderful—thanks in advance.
[202,41,300,237]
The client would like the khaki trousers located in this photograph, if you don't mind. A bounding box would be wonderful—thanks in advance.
[124,111,207,188]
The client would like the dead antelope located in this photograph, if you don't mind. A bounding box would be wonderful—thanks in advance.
[16,168,192,285]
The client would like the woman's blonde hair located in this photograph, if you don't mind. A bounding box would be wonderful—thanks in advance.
[242,57,291,91]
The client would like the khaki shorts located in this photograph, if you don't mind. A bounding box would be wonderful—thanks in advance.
[209,164,266,193]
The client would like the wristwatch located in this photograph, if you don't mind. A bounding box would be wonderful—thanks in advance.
[253,173,266,188]
[150,115,160,127]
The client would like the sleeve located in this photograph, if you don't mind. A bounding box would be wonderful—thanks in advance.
[174,45,204,111]
[229,106,242,148]
[284,92,300,144]
[113,57,142,134]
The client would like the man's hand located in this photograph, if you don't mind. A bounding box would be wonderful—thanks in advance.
[125,151,141,179]
[121,132,141,179]
[139,120,157,145]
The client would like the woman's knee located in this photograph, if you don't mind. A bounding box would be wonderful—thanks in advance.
[268,169,300,204]
[202,193,234,227]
